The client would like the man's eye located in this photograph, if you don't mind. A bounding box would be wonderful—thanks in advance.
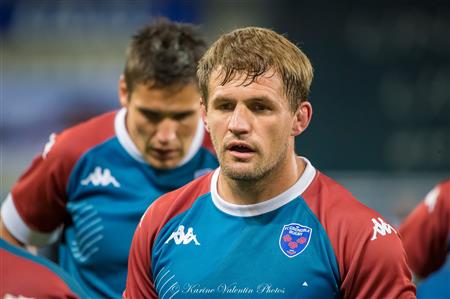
[217,103,234,111]
[142,111,163,122]
[252,103,268,111]
[172,112,192,121]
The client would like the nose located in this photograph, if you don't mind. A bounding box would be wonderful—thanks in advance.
[228,104,251,135]
[155,118,177,144]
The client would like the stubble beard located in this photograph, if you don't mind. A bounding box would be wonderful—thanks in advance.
[218,142,289,183]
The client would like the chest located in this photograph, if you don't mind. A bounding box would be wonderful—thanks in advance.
[152,200,341,298]
[64,156,167,266]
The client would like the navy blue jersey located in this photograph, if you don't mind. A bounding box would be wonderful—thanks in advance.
[1,108,218,298]
[125,159,415,298]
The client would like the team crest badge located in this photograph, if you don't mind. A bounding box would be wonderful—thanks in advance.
[279,223,312,258]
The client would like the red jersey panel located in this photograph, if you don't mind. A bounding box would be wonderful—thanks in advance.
[0,239,86,298]
[10,111,116,235]
[400,179,450,278]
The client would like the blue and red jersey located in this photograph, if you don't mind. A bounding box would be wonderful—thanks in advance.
[0,238,87,298]
[1,108,218,298]
[125,158,415,298]
[400,179,450,278]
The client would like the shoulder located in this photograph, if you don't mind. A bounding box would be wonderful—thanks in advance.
[0,239,87,298]
[302,171,414,298]
[428,179,450,211]
[139,172,214,236]
[303,171,379,227]
[48,110,117,162]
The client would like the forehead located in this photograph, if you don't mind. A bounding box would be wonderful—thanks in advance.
[208,69,284,102]
[132,82,201,110]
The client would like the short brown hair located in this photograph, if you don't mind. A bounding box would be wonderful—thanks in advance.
[124,18,206,92]
[197,27,313,112]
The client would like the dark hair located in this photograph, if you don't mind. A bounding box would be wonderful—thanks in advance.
[197,27,313,112]
[124,17,206,92]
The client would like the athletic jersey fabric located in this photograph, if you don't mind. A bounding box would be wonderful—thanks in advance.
[1,108,218,298]
[0,238,87,299]
[125,158,415,298]
[400,179,450,278]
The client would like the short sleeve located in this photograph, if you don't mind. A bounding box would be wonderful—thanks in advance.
[399,180,450,278]
[1,133,71,245]
[124,206,158,299]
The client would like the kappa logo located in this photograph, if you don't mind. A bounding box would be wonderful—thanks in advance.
[165,225,200,245]
[370,217,397,241]
[42,133,56,159]
[81,167,120,188]
[424,186,439,213]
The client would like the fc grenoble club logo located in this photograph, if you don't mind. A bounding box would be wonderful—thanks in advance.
[279,223,312,258]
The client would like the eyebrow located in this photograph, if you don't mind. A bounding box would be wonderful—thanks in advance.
[212,95,276,104]
[137,107,196,117]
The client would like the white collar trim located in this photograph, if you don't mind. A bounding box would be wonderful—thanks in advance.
[211,157,316,217]
[114,107,204,166]
[178,118,204,167]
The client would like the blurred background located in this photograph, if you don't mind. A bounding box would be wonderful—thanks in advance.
[1,0,449,296]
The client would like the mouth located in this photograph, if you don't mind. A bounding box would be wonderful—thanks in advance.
[149,148,179,160]
[226,141,256,159]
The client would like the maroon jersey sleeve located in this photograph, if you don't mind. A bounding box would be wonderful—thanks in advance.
[399,179,450,278]
[1,111,116,245]
[303,172,416,299]
[124,173,213,299]
[1,239,86,298]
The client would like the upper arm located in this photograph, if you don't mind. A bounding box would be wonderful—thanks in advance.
[1,133,71,246]
[399,181,450,278]
[340,218,416,299]
[124,206,158,299]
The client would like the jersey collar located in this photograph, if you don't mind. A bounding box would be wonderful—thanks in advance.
[114,107,204,166]
[210,157,316,217]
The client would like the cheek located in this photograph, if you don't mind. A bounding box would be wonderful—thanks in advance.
[263,121,290,147]
[206,116,226,136]
[132,118,156,138]
[178,117,199,137]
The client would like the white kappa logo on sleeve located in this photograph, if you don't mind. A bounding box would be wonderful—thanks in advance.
[165,225,200,245]
[42,133,56,159]
[424,186,440,213]
[370,217,397,241]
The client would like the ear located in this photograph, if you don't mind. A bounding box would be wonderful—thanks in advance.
[291,101,313,136]
[118,75,129,107]
[200,98,210,132]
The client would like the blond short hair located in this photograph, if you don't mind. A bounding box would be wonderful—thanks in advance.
[197,27,313,112]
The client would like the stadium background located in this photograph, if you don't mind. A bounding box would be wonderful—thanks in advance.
[1,1,449,297]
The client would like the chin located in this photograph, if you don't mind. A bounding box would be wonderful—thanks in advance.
[221,165,265,181]
[147,158,177,170]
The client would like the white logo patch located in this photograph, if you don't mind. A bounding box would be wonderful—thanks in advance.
[370,217,397,241]
[424,186,440,213]
[165,225,200,245]
[81,167,120,188]
[42,133,56,159]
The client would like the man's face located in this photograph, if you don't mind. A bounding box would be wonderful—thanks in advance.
[203,71,298,181]
[120,80,201,169]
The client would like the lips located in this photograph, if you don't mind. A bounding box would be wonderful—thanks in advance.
[225,141,256,160]
[226,141,255,153]
[150,148,179,159]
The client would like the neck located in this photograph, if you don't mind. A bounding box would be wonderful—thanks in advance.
[218,154,305,205]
